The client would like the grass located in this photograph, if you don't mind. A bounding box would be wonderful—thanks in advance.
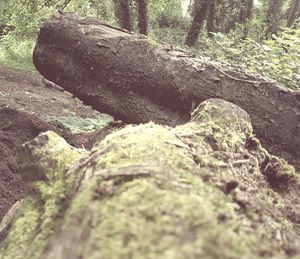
[45,109,113,133]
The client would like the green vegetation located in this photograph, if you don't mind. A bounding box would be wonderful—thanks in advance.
[0,0,299,87]
[45,109,113,133]
[0,131,83,259]
[0,37,35,71]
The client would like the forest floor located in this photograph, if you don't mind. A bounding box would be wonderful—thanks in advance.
[0,65,101,120]
[0,65,112,219]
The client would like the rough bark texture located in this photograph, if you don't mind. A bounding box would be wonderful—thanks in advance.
[266,0,284,36]
[33,13,300,168]
[287,0,300,27]
[136,0,148,35]
[1,99,299,258]
[113,0,132,31]
[239,0,254,24]
[207,0,216,37]
[185,0,209,46]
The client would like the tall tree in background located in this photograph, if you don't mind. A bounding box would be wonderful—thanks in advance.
[265,0,284,37]
[113,0,132,31]
[136,0,148,35]
[185,0,210,46]
[207,0,216,37]
[239,0,254,39]
[287,0,300,27]
[239,0,254,24]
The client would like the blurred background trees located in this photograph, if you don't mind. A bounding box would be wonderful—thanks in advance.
[0,0,299,88]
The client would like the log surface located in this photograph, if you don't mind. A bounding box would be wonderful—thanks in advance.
[33,13,300,165]
[1,100,299,258]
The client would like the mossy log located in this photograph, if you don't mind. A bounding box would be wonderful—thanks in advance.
[33,13,300,167]
[1,99,299,258]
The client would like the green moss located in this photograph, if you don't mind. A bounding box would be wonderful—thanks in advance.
[68,179,98,216]
[0,131,83,259]
[52,105,257,258]
[266,156,300,186]
[2,101,298,258]
[60,164,253,259]
[45,109,113,133]
[0,198,39,258]
[95,123,187,170]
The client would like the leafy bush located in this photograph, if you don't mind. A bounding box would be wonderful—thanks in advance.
[0,36,35,71]
[192,28,300,88]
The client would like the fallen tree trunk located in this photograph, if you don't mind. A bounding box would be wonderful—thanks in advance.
[33,13,300,166]
[1,100,299,258]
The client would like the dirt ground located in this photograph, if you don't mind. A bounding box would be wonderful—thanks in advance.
[0,65,101,118]
[0,65,116,219]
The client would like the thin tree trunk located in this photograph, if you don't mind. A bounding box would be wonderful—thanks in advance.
[265,0,284,37]
[239,0,254,39]
[207,0,216,37]
[113,0,132,31]
[239,0,254,24]
[287,0,300,27]
[136,0,148,35]
[185,0,210,46]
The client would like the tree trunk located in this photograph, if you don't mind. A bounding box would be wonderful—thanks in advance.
[1,99,299,258]
[239,0,254,24]
[113,0,132,31]
[33,13,300,168]
[207,0,216,37]
[136,0,148,35]
[265,0,284,37]
[185,0,210,46]
[239,0,254,39]
[287,0,300,27]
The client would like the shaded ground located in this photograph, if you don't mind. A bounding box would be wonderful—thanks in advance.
[0,108,63,219]
[0,65,100,119]
[0,66,122,219]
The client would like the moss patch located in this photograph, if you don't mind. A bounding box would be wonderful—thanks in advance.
[1,100,300,258]
[0,131,83,259]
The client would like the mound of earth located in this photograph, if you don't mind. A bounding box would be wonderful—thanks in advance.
[0,65,100,119]
[0,108,59,219]
[0,66,123,220]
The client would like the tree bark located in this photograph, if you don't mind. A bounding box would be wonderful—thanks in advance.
[33,13,300,168]
[113,0,132,31]
[287,0,300,27]
[185,0,210,46]
[207,0,216,37]
[136,0,148,35]
[239,0,254,24]
[265,0,284,37]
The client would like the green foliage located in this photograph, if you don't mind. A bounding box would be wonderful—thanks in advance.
[193,28,300,88]
[45,109,113,133]
[0,0,118,71]
[0,0,299,89]
[0,36,35,71]
[150,27,187,45]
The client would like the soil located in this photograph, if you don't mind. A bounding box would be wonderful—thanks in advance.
[0,65,119,220]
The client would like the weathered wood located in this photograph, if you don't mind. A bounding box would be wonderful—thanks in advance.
[1,100,299,258]
[33,13,300,166]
